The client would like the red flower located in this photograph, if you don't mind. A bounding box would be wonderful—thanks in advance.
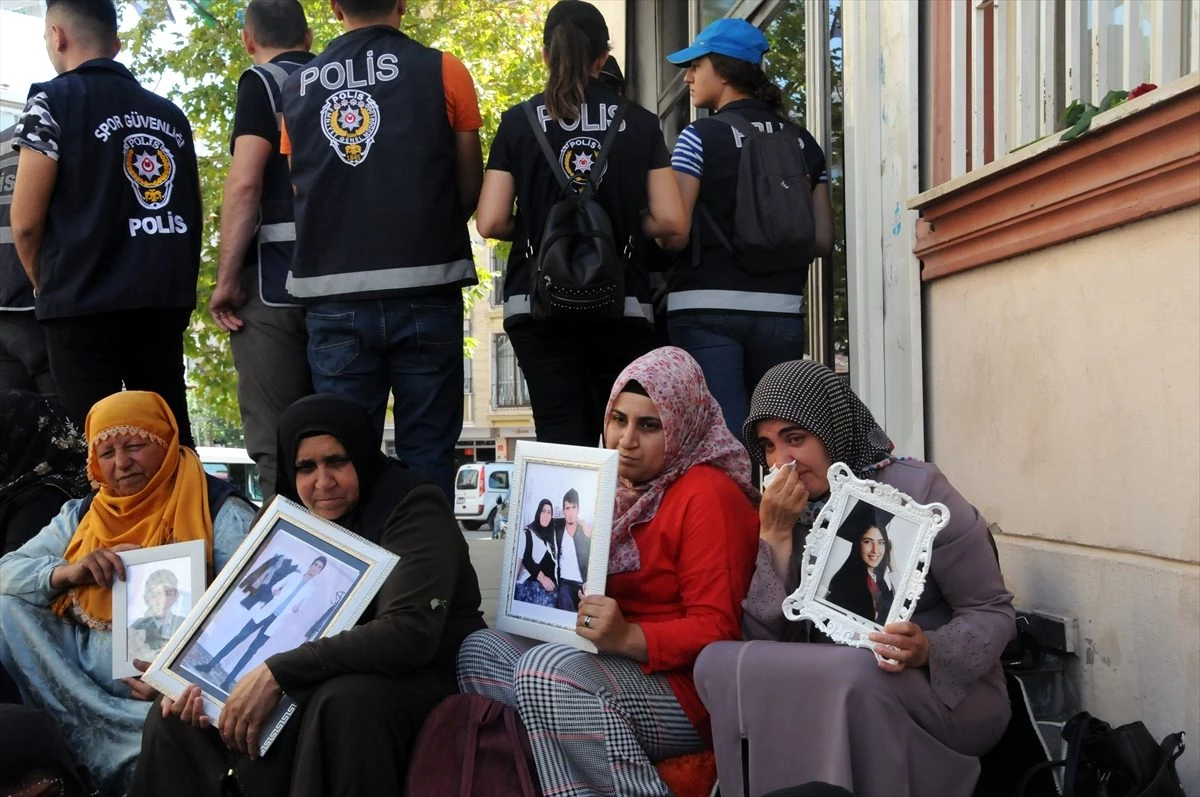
[1128,83,1158,100]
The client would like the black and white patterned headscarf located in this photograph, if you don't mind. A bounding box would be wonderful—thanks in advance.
[741,360,894,477]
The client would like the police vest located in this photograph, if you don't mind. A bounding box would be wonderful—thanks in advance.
[0,124,32,311]
[281,26,474,302]
[498,82,662,327]
[242,59,307,307]
[26,59,201,320]
[668,99,823,319]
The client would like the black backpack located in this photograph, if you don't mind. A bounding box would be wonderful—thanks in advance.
[695,112,817,275]
[521,99,630,321]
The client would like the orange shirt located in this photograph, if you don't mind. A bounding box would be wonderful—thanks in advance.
[280,51,481,155]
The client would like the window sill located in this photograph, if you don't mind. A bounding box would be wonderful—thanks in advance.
[909,72,1200,281]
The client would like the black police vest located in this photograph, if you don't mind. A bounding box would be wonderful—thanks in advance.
[0,124,32,310]
[669,99,818,318]
[242,58,308,306]
[29,59,201,320]
[281,26,474,302]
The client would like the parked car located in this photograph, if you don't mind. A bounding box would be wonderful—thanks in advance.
[196,446,262,506]
[453,462,513,531]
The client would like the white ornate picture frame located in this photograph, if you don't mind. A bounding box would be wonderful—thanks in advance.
[782,463,949,651]
[142,496,398,755]
[496,441,618,653]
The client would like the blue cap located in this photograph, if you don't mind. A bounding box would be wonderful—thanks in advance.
[666,18,769,66]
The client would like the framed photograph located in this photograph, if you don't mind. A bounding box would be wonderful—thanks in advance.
[112,540,206,679]
[142,496,399,755]
[496,441,619,653]
[782,463,949,651]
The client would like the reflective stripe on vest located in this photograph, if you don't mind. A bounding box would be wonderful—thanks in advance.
[286,257,477,299]
[666,289,805,315]
[258,222,295,243]
[503,293,653,323]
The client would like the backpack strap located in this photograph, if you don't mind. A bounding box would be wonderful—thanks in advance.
[581,99,629,200]
[521,101,571,191]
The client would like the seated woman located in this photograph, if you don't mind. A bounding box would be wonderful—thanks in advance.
[515,498,559,607]
[0,391,256,795]
[0,389,90,555]
[458,346,761,797]
[695,360,1015,797]
[825,501,896,626]
[132,394,486,797]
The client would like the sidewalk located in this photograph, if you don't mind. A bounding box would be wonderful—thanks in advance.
[464,534,505,628]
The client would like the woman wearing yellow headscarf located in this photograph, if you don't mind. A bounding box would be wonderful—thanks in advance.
[0,392,255,796]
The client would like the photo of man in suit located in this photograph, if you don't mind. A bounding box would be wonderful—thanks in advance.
[196,555,326,692]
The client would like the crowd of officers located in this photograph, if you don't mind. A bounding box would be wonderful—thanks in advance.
[1,0,832,503]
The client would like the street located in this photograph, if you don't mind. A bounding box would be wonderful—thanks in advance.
[460,527,505,628]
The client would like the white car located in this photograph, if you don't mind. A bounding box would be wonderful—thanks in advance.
[196,446,263,506]
[453,462,513,531]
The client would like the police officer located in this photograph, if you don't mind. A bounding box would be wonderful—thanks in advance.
[660,19,834,439]
[279,0,483,498]
[0,124,56,397]
[210,0,314,502]
[10,0,202,447]
[474,0,686,448]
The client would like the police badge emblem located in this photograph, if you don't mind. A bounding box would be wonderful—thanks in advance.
[321,89,380,166]
[122,133,176,210]
[559,136,607,190]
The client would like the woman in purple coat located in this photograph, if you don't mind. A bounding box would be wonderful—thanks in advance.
[695,360,1014,797]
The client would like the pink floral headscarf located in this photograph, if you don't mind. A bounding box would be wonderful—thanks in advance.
[605,347,758,574]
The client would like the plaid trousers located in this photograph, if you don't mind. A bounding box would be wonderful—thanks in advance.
[457,630,703,797]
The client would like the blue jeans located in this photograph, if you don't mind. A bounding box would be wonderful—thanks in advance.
[667,312,806,439]
[306,295,463,498]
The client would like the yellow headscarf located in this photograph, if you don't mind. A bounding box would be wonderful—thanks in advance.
[53,391,212,628]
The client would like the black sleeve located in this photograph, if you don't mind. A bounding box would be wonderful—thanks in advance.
[797,127,829,189]
[2,485,71,555]
[265,485,472,687]
[229,70,280,154]
[485,110,514,172]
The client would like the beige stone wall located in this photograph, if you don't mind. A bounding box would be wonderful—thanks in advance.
[924,206,1200,789]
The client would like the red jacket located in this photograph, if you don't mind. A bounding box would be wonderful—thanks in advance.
[606,464,759,738]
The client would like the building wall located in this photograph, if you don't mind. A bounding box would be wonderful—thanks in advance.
[924,206,1200,789]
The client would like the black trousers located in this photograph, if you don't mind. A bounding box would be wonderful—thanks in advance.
[41,308,195,448]
[130,671,456,797]
[505,319,657,447]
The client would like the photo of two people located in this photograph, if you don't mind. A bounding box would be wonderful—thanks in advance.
[515,489,593,613]
[508,460,603,629]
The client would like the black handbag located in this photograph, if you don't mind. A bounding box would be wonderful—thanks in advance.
[1018,711,1186,797]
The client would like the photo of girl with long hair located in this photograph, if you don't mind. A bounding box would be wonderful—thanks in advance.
[823,500,897,626]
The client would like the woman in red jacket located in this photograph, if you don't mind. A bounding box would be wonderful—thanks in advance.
[457,346,760,796]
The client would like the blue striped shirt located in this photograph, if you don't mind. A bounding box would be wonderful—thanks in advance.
[670,126,705,179]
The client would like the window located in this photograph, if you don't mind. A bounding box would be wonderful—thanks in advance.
[492,334,531,408]
[488,471,510,489]
[489,249,506,307]
[937,0,1198,181]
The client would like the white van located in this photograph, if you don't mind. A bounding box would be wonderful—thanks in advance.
[453,462,513,530]
[196,446,263,506]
